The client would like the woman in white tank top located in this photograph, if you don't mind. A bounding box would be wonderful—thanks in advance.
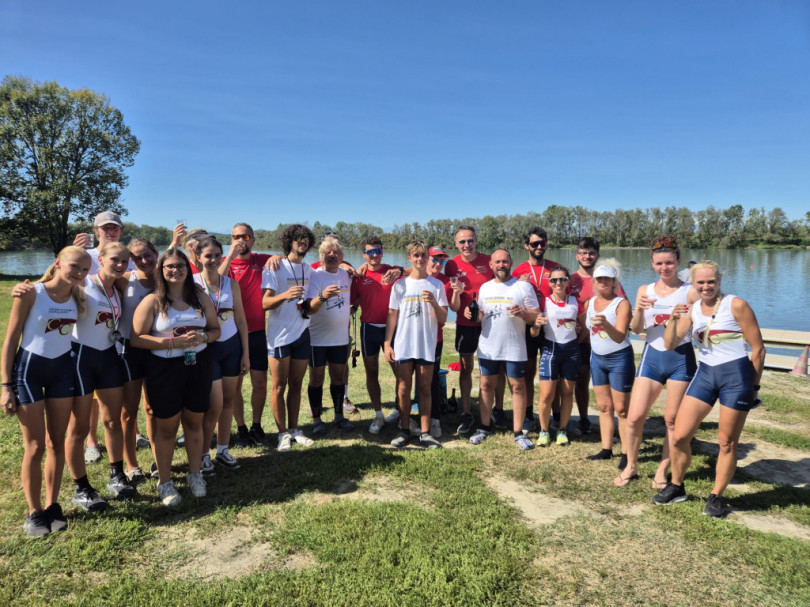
[1,246,90,537]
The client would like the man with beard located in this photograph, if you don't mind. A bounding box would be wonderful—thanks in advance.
[465,250,539,450]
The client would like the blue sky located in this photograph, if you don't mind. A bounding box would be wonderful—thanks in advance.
[3,1,809,231]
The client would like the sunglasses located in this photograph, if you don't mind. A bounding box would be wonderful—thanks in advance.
[549,276,569,284]
[652,237,677,250]
[457,239,475,245]
[527,240,546,248]
[231,234,251,241]
[431,257,447,265]
[164,264,187,272]
[364,247,383,256]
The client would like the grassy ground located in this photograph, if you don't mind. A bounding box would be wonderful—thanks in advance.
[1,278,809,606]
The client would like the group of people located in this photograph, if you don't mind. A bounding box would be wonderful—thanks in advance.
[1,213,765,537]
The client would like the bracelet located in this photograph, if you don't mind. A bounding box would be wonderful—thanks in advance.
[1,382,12,387]
[318,292,327,303]
[202,331,208,343]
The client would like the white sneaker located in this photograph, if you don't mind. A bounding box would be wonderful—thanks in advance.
[187,472,207,498]
[384,409,400,424]
[409,418,421,436]
[277,432,292,452]
[430,418,442,439]
[135,434,150,449]
[369,416,385,434]
[290,428,314,446]
[158,480,182,507]
[84,444,102,464]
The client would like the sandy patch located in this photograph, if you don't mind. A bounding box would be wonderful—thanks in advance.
[484,475,598,526]
[332,476,430,506]
[728,511,810,542]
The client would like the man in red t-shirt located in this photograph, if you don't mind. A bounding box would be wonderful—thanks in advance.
[567,236,626,435]
[219,222,271,447]
[350,236,405,434]
[444,225,495,435]
[512,228,561,433]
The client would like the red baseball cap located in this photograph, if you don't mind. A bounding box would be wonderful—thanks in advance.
[428,245,448,257]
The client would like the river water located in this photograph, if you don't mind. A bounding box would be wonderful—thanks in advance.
[2,247,808,333]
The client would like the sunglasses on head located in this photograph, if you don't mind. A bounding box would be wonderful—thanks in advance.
[364,247,383,256]
[652,237,676,250]
[549,276,569,284]
[527,240,546,248]
[231,234,251,241]
[457,239,475,245]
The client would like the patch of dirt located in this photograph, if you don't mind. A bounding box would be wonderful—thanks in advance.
[693,439,810,488]
[728,512,810,542]
[484,475,600,526]
[331,476,431,506]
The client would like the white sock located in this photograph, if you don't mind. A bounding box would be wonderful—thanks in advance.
[376,410,384,418]
[216,444,227,454]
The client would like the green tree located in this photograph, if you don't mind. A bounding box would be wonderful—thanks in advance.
[0,76,140,254]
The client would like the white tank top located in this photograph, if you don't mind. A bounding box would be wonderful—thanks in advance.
[586,296,632,356]
[151,303,207,359]
[690,295,748,366]
[643,282,691,351]
[72,276,121,351]
[542,295,580,344]
[194,274,237,342]
[120,273,153,339]
[20,283,79,358]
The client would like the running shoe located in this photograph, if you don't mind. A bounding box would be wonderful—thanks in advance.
[429,418,442,439]
[126,467,147,487]
[84,444,102,464]
[457,412,474,435]
[187,472,207,498]
[369,416,385,435]
[419,433,442,449]
[555,430,570,446]
[343,398,359,414]
[135,434,151,449]
[158,481,182,507]
[491,408,508,430]
[312,419,328,435]
[384,409,400,424]
[390,431,411,448]
[514,435,535,451]
[200,453,216,477]
[72,486,108,512]
[44,503,68,533]
[291,428,314,445]
[214,448,241,470]
[176,433,185,448]
[277,432,292,452]
[234,426,251,448]
[23,510,50,538]
[537,430,551,447]
[248,424,267,446]
[409,418,421,436]
[106,472,136,499]
[703,493,728,518]
[469,428,492,445]
[333,418,355,432]
[577,416,592,435]
[652,482,688,506]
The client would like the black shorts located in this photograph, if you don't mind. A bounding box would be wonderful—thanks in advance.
[212,333,242,380]
[578,342,592,368]
[73,342,125,396]
[248,330,269,372]
[525,324,544,359]
[121,338,149,382]
[455,325,482,355]
[361,323,386,358]
[310,343,350,367]
[270,328,311,360]
[145,348,213,419]
[13,348,75,404]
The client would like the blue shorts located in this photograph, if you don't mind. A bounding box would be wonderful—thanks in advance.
[636,342,697,384]
[685,357,757,411]
[590,346,635,393]
[248,330,269,372]
[212,332,242,380]
[395,358,433,367]
[479,358,526,379]
[525,325,544,359]
[361,323,386,357]
[270,329,311,360]
[121,338,148,382]
[310,343,350,367]
[12,348,75,404]
[73,342,125,396]
[539,339,579,381]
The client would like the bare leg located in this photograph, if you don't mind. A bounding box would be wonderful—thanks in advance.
[363,354,383,412]
[152,413,182,484]
[286,358,308,431]
[669,396,713,486]
[415,364,433,433]
[558,379,576,429]
[96,386,126,465]
[66,395,94,480]
[181,410,205,474]
[204,379,224,453]
[459,353,475,413]
[712,405,749,496]
[395,361,415,430]
[121,378,144,471]
[218,375,239,445]
[86,398,101,448]
[478,373,497,426]
[621,377,664,478]
[508,376,527,433]
[268,355,291,433]
[538,379,558,431]
[592,384,616,450]
[249,369,267,425]
[654,379,690,486]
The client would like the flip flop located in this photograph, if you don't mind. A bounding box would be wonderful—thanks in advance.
[613,473,640,488]
[651,479,668,490]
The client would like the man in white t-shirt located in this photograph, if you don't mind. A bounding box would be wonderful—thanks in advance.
[384,241,449,449]
[463,249,539,450]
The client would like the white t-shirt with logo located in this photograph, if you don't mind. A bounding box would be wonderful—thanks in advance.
[388,276,448,362]
[308,268,352,347]
[478,278,539,361]
[261,259,314,348]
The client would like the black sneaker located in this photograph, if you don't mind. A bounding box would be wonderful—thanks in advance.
[578,416,592,435]
[491,408,508,430]
[704,493,728,518]
[419,433,442,449]
[149,462,160,480]
[651,482,688,506]
[23,510,51,538]
[234,426,251,448]
[107,472,136,499]
[72,486,108,512]
[248,424,267,446]
[457,412,474,435]
[44,503,68,532]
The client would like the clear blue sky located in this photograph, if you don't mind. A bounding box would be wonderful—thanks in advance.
[3,1,809,231]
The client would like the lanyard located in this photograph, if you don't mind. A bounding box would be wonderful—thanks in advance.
[529,261,545,291]
[92,275,121,330]
[202,275,223,314]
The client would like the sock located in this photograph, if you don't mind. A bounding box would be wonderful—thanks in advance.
[344,385,349,398]
[375,410,384,419]
[250,422,262,430]
[330,384,344,411]
[514,431,522,438]
[238,424,248,433]
[74,475,92,491]
[308,385,323,419]
[480,424,492,433]
[216,444,227,454]
[110,460,124,476]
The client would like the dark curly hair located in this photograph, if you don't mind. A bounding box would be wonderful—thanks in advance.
[524,227,548,244]
[280,224,315,255]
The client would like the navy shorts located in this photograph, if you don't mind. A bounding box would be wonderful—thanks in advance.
[479,358,526,379]
[395,358,433,367]
[248,330,269,372]
[525,325,544,360]
[72,342,125,396]
[455,325,482,355]
[310,343,350,367]
[145,347,213,419]
[212,332,242,380]
[12,348,75,404]
[539,339,580,381]
[590,346,635,393]
[637,342,697,384]
[360,323,386,357]
[270,329,311,360]
[121,338,148,382]
[685,357,757,411]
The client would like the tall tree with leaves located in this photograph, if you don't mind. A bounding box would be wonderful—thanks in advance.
[0,76,140,253]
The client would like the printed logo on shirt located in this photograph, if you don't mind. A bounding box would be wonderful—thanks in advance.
[653,313,671,326]
[96,311,114,329]
[45,318,76,335]
[557,318,576,329]
[218,308,234,323]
